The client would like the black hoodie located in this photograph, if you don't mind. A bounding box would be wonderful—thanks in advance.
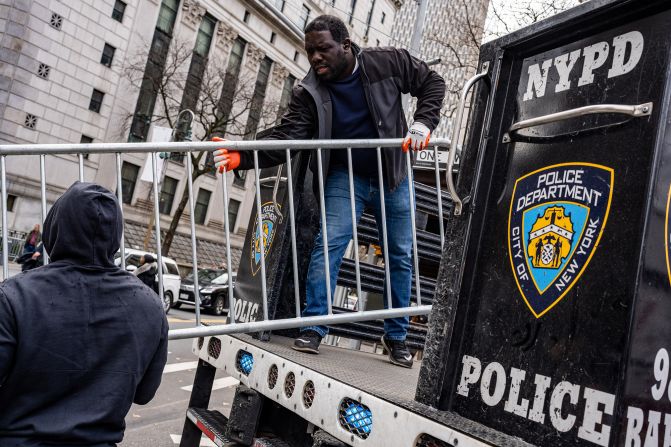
[0,182,168,446]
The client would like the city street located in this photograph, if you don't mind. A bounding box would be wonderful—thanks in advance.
[120,308,235,447]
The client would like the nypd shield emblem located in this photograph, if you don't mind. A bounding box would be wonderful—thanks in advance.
[508,163,613,318]
[250,202,281,276]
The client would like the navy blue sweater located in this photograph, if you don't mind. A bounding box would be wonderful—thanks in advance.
[0,182,168,446]
[325,67,379,177]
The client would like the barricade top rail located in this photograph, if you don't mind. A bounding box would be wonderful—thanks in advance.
[0,137,450,156]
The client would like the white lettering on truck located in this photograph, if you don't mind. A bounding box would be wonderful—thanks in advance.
[523,30,644,101]
[456,354,615,446]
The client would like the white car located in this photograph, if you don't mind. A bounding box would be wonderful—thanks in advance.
[114,248,181,314]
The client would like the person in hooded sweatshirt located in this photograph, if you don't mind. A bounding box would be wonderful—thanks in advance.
[0,182,168,447]
[134,253,158,291]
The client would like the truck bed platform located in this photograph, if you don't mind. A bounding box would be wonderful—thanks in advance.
[193,333,532,447]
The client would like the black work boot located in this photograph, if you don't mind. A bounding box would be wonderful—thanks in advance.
[381,335,413,368]
[292,330,322,354]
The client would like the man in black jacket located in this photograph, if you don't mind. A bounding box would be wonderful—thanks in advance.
[0,182,168,446]
[215,15,445,368]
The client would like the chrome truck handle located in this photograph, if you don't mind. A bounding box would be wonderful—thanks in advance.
[501,102,653,143]
[447,61,491,216]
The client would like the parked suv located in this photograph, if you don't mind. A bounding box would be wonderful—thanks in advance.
[175,268,236,316]
[114,248,181,313]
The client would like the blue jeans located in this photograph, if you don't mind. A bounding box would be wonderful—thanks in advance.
[302,168,414,341]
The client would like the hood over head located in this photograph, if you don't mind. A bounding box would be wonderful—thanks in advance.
[43,182,122,267]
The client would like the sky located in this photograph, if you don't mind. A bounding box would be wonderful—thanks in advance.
[483,0,583,42]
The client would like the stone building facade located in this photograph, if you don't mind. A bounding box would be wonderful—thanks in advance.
[0,0,398,271]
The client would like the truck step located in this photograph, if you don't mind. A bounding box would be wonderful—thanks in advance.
[185,407,233,447]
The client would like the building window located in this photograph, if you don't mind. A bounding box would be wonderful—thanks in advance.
[89,89,104,113]
[293,51,299,62]
[244,57,272,138]
[50,12,63,29]
[194,189,211,225]
[381,11,386,24]
[276,74,295,123]
[364,0,376,39]
[243,10,250,23]
[80,136,92,159]
[228,199,241,229]
[348,0,357,25]
[80,135,93,159]
[159,176,178,215]
[37,63,50,79]
[270,32,276,44]
[233,170,247,187]
[300,5,310,30]
[275,0,285,12]
[157,0,180,35]
[112,0,126,22]
[194,13,216,57]
[120,162,140,204]
[101,43,116,67]
[215,37,247,135]
[6,194,16,212]
[376,39,380,47]
[24,113,37,129]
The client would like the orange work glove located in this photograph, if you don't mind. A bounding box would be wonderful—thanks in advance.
[402,122,431,152]
[212,137,241,173]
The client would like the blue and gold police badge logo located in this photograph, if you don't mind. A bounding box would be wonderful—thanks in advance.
[250,202,281,276]
[508,163,613,318]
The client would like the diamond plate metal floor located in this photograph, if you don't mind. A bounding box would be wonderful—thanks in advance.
[235,333,420,403]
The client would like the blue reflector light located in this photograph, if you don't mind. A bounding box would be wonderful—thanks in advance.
[236,350,254,375]
[339,398,373,438]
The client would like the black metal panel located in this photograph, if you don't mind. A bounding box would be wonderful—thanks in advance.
[428,1,671,446]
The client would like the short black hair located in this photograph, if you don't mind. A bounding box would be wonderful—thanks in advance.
[305,15,349,43]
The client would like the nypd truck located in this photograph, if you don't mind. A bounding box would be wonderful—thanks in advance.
[174,0,671,445]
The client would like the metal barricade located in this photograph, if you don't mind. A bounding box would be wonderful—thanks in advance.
[0,138,452,340]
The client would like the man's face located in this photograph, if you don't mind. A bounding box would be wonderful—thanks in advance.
[304,30,351,81]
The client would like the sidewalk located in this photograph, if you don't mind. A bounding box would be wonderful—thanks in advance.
[1,262,24,281]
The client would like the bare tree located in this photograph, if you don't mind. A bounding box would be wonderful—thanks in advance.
[121,39,281,254]
[425,0,580,123]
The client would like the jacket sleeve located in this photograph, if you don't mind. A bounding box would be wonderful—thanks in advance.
[392,48,446,131]
[237,86,316,170]
[0,290,17,385]
[133,313,168,405]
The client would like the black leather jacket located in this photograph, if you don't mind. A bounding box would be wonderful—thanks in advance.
[238,44,446,192]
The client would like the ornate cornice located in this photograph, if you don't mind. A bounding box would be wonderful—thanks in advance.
[181,0,206,28]
[270,64,289,89]
[215,22,238,49]
[244,43,265,70]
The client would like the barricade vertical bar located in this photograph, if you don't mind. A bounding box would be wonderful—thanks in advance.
[40,154,49,265]
[78,154,84,181]
[285,149,301,318]
[220,169,235,323]
[433,145,445,247]
[347,148,363,311]
[406,151,422,305]
[151,152,165,305]
[376,147,392,309]
[185,152,201,326]
[115,153,125,270]
[253,151,269,321]
[316,148,332,315]
[1,156,8,278]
